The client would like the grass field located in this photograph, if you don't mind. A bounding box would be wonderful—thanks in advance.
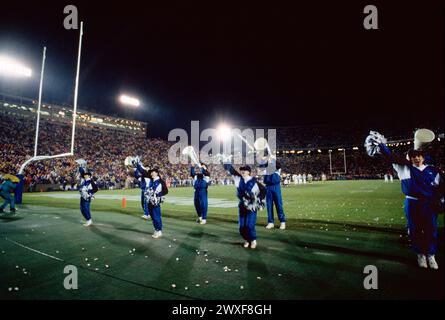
[0,180,443,300]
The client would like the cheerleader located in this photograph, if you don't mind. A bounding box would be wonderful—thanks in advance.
[190,163,210,224]
[223,163,265,249]
[76,160,98,227]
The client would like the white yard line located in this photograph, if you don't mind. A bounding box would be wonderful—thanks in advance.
[312,251,335,256]
[4,237,64,262]
[26,193,239,208]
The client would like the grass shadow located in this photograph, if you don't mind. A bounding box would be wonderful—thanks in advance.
[0,215,24,221]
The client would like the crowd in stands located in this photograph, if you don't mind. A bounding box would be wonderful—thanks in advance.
[276,125,444,150]
[1,112,443,191]
[0,113,231,191]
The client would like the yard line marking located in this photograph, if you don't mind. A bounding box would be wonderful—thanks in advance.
[5,237,64,262]
[312,251,335,257]
[27,193,239,208]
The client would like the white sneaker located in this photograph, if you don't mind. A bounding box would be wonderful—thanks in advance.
[243,241,250,248]
[83,219,93,227]
[141,215,150,220]
[200,219,207,225]
[265,223,274,229]
[279,222,286,230]
[152,230,162,239]
[196,217,202,223]
[427,255,439,270]
[250,240,257,249]
[417,254,427,268]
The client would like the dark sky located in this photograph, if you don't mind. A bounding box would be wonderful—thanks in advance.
[0,1,443,137]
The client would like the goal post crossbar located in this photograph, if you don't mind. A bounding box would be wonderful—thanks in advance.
[18,153,73,175]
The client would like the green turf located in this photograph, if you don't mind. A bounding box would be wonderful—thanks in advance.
[0,181,443,299]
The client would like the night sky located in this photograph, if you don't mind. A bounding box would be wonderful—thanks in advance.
[0,1,443,137]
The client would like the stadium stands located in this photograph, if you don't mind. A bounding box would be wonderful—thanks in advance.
[1,101,443,191]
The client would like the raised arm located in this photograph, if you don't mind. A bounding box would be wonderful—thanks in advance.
[201,167,210,177]
[135,159,151,178]
[379,143,410,166]
[223,164,241,177]
[223,163,241,186]
[364,130,410,166]
[90,179,99,194]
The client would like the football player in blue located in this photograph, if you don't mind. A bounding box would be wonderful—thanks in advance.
[365,131,444,269]
[190,163,210,224]
[223,163,265,249]
[258,158,286,230]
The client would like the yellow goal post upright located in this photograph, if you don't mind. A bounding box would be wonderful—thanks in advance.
[16,22,84,204]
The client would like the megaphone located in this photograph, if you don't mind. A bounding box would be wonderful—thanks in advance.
[254,137,268,151]
[253,137,273,156]
[182,146,201,167]
[414,129,435,150]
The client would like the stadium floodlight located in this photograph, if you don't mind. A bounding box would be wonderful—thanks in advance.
[0,55,32,77]
[217,123,232,141]
[119,94,140,107]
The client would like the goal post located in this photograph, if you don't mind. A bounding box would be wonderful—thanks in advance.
[33,46,46,158]
[15,22,84,204]
[328,148,347,178]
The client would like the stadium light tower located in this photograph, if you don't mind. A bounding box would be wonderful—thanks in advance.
[0,55,32,78]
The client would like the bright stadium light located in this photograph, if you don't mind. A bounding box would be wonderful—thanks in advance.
[217,123,232,141]
[0,55,32,77]
[119,94,140,107]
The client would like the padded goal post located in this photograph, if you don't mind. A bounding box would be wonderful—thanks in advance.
[15,22,84,204]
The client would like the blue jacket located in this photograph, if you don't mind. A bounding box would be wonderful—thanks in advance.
[380,143,442,201]
[191,166,210,191]
[263,172,281,187]
[0,180,17,194]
